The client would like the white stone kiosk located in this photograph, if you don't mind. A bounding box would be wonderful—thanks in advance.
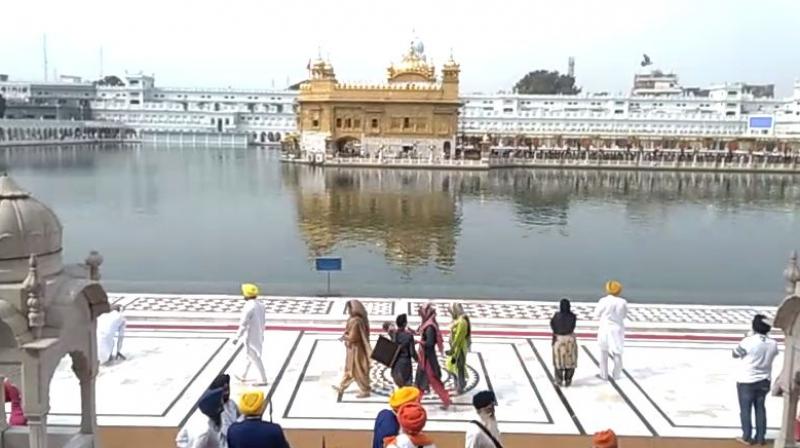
[0,175,109,448]
[774,251,800,448]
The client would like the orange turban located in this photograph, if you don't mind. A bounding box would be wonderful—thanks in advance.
[605,280,622,296]
[396,402,427,435]
[592,429,618,448]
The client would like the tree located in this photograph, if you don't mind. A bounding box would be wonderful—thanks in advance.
[0,94,5,118]
[513,70,581,95]
[94,75,125,87]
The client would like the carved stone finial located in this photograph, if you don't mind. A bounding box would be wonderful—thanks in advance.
[22,255,45,339]
[85,250,104,281]
[785,251,800,294]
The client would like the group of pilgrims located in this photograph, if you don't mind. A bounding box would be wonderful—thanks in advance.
[333,301,473,409]
[179,280,630,448]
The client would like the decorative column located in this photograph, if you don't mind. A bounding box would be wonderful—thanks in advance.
[71,352,98,435]
[775,251,800,448]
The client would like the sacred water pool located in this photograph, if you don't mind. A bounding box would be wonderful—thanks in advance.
[2,143,798,305]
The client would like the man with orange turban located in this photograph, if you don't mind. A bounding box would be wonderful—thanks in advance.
[595,280,628,381]
[592,429,618,448]
[385,402,436,448]
[372,387,421,448]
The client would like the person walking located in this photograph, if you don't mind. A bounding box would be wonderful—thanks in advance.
[595,281,628,381]
[733,314,779,446]
[391,314,418,388]
[97,304,127,364]
[550,298,578,387]
[334,299,372,398]
[232,283,268,386]
[227,390,291,448]
[465,390,502,448]
[447,303,471,394]
[414,303,451,409]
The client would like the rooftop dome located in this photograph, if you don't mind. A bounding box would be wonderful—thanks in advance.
[0,175,63,282]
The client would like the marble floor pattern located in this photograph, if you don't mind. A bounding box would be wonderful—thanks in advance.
[39,327,785,440]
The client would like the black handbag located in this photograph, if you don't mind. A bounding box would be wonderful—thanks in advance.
[371,335,401,368]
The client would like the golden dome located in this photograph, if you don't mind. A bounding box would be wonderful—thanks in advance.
[387,41,435,83]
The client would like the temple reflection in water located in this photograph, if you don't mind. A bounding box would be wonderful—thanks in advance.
[285,165,800,272]
[282,166,465,272]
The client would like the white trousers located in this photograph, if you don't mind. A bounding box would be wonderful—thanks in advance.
[242,346,268,384]
[98,321,126,363]
[599,350,623,380]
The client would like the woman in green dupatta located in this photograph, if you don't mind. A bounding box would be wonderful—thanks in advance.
[446,302,471,394]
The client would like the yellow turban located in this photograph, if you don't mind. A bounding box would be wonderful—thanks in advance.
[241,283,260,299]
[389,386,421,410]
[239,390,266,416]
[605,280,622,296]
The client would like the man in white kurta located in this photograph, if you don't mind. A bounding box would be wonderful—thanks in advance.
[595,280,628,380]
[232,283,268,386]
[97,305,126,364]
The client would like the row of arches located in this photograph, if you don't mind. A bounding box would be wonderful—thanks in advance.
[251,131,283,143]
[0,127,138,143]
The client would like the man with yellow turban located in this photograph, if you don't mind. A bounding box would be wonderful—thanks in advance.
[372,387,421,448]
[227,390,291,448]
[232,283,268,386]
[595,280,628,381]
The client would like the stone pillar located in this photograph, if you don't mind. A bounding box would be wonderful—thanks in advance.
[71,351,98,435]
[21,350,51,448]
[775,252,800,448]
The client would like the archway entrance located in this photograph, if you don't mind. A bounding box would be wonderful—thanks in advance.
[335,137,361,157]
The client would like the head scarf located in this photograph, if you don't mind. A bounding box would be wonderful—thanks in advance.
[346,300,370,337]
[389,386,421,411]
[198,387,224,428]
[417,303,444,353]
[605,280,622,296]
[450,302,472,345]
[241,283,259,299]
[209,374,231,402]
[592,429,618,448]
[239,390,266,416]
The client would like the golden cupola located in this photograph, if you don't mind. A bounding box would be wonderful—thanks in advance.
[387,37,436,83]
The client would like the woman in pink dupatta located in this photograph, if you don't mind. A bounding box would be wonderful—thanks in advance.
[414,303,451,409]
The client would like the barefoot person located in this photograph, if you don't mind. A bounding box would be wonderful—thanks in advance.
[391,314,418,388]
[595,281,628,381]
[447,303,471,394]
[414,303,451,409]
[334,299,372,398]
[97,304,127,365]
[232,283,268,386]
[550,298,578,387]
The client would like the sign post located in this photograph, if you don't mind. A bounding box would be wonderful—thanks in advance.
[315,257,342,296]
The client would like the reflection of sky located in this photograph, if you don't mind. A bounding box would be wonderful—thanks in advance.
[3,145,799,305]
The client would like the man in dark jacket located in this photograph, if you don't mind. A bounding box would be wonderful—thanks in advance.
[227,390,291,448]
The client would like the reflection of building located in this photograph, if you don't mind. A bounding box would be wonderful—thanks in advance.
[294,37,460,160]
[283,167,460,270]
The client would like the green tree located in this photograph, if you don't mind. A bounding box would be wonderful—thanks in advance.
[94,75,125,87]
[0,94,5,118]
[513,70,581,95]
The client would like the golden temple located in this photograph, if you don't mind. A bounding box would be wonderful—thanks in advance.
[291,37,460,161]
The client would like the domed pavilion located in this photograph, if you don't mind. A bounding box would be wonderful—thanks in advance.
[0,175,109,448]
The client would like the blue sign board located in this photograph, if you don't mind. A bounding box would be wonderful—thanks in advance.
[315,257,342,271]
[749,116,773,129]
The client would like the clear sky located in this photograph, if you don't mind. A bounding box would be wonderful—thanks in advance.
[2,0,799,95]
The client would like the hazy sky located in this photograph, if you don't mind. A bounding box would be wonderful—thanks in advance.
[2,0,799,95]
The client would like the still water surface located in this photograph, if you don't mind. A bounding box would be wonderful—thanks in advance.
[3,144,799,305]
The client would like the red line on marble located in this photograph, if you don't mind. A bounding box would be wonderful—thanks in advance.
[128,323,760,343]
